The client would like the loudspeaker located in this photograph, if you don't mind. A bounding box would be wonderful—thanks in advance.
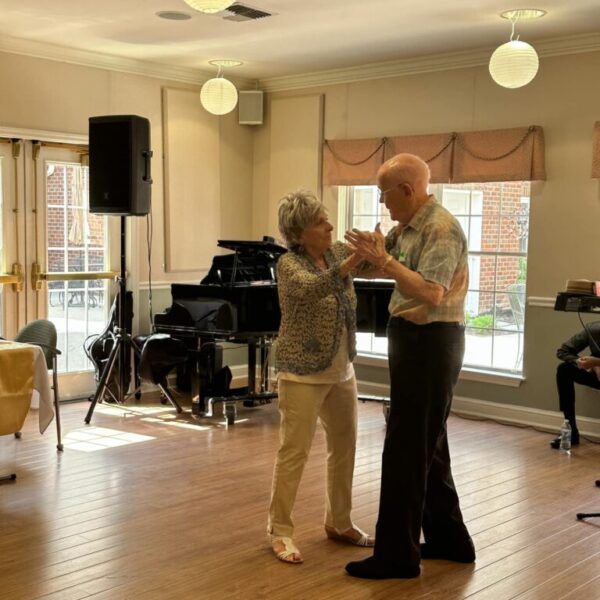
[89,115,152,215]
[238,90,264,125]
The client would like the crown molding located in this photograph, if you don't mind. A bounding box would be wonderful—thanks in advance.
[0,34,255,89]
[0,126,88,144]
[258,32,600,92]
[0,31,598,94]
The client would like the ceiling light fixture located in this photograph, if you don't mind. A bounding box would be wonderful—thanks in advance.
[489,8,546,89]
[200,60,243,115]
[182,0,234,14]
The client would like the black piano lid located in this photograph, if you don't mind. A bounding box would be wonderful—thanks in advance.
[217,238,287,257]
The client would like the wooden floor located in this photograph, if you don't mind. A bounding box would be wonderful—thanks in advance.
[1,397,600,600]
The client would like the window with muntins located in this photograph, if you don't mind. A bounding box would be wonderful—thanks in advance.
[339,181,530,375]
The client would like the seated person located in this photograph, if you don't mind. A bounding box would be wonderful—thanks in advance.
[551,321,600,448]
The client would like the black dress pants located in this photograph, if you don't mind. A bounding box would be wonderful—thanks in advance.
[373,317,472,568]
[556,361,600,433]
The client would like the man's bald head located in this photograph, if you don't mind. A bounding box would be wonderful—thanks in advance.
[378,153,430,196]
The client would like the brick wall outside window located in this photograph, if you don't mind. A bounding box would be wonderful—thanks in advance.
[443,181,530,316]
[343,179,530,374]
[47,164,105,274]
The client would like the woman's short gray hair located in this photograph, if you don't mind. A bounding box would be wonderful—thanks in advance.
[278,190,325,251]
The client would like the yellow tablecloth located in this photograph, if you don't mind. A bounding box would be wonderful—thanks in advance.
[0,340,54,436]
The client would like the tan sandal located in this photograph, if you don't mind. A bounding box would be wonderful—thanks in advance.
[271,537,304,564]
[325,524,375,547]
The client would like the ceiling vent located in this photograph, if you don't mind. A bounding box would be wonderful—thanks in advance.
[223,3,273,21]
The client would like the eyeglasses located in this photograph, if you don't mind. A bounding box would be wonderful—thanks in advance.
[378,181,410,202]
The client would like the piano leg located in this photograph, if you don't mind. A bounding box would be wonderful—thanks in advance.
[190,346,205,416]
[259,338,269,393]
[193,337,277,425]
[224,401,237,425]
[243,337,277,408]
[247,337,257,395]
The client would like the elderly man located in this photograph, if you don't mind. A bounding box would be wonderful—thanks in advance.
[344,153,475,579]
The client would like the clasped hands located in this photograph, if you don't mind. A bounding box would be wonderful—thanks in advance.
[576,356,600,380]
[344,223,389,268]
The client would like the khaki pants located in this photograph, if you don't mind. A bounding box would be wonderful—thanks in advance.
[267,376,358,539]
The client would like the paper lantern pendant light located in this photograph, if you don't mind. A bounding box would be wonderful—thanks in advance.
[200,77,238,115]
[489,40,539,89]
[183,1,234,14]
[489,8,546,89]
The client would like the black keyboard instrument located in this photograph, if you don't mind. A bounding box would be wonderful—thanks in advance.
[154,238,286,419]
[554,292,600,313]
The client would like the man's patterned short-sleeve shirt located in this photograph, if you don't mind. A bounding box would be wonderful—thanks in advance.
[385,196,468,325]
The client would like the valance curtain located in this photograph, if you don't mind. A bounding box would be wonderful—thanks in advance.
[323,125,546,185]
[387,133,455,183]
[323,137,387,185]
[592,121,600,178]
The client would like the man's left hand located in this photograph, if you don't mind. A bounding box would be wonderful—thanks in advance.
[345,224,387,266]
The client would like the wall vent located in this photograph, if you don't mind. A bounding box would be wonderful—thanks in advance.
[223,3,273,21]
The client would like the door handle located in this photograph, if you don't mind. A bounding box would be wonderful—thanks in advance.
[0,263,24,292]
[30,262,119,291]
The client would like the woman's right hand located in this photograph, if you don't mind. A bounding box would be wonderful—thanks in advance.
[340,248,364,277]
[345,224,388,267]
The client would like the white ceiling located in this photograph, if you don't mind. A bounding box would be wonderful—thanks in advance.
[0,0,599,81]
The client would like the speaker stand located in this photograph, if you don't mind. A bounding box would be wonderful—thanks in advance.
[85,217,140,424]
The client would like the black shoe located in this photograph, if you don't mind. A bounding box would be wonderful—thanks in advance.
[345,556,420,580]
[420,541,476,563]
[550,434,580,449]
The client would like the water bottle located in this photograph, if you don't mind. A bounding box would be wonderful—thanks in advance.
[559,419,572,454]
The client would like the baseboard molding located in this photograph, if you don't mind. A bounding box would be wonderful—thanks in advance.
[356,379,600,441]
[139,368,600,441]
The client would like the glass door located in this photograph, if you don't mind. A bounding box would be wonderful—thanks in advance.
[0,139,26,340]
[0,137,119,399]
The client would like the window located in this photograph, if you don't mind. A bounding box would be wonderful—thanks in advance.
[46,162,109,373]
[339,181,530,375]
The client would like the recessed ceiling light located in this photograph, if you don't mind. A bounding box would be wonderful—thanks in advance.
[500,8,547,20]
[156,11,192,20]
[209,59,244,67]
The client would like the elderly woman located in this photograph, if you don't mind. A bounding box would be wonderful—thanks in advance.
[267,190,374,564]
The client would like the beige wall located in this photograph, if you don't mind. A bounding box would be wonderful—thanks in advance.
[252,51,600,420]
[0,50,254,334]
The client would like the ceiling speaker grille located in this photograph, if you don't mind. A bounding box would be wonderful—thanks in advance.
[223,3,272,21]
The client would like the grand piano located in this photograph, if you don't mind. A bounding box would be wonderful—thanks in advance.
[155,237,285,421]
[155,238,394,422]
